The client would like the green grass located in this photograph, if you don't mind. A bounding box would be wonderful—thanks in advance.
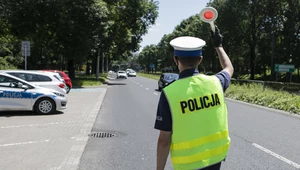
[138,72,300,114]
[137,72,160,80]
[72,73,108,87]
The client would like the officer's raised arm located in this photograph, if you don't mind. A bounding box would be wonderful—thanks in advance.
[212,26,234,78]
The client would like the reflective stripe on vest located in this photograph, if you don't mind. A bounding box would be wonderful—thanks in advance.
[171,130,229,151]
[172,143,230,164]
[164,74,230,170]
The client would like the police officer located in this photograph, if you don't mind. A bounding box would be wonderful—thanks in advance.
[154,26,234,170]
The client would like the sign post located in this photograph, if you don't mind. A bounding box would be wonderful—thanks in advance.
[21,41,31,70]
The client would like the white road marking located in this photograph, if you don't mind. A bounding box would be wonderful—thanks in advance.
[137,82,139,84]
[0,121,76,129]
[154,92,158,95]
[0,140,50,147]
[252,143,300,169]
[140,85,143,87]
[146,88,149,90]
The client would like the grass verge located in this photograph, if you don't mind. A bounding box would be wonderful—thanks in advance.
[225,84,300,114]
[72,73,108,87]
[137,72,160,80]
[138,73,300,114]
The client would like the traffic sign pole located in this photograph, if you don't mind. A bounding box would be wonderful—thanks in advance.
[21,41,30,70]
[25,45,27,70]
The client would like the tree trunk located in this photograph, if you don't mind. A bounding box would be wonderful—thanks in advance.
[67,59,75,79]
[250,45,255,80]
[236,56,239,77]
[101,52,104,74]
[86,62,90,75]
[297,68,299,82]
[92,59,96,74]
[96,51,100,80]
[106,55,108,72]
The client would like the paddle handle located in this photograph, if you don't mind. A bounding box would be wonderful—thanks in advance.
[209,22,215,33]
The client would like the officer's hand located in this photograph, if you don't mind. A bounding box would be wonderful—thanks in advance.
[211,25,222,47]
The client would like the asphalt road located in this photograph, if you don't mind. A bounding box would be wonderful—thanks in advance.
[79,75,300,170]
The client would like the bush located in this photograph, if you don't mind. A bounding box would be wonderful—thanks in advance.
[0,57,17,70]
[72,73,108,87]
[225,84,300,114]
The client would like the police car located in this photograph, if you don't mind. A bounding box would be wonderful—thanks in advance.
[0,73,67,114]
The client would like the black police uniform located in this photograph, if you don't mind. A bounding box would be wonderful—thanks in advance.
[154,68,231,170]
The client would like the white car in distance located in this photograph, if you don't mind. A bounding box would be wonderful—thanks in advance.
[128,70,136,77]
[117,70,127,79]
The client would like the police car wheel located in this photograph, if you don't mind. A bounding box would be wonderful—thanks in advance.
[34,98,56,114]
[66,85,70,94]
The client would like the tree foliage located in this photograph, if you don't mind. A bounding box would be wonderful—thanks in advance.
[138,0,300,81]
[0,0,159,78]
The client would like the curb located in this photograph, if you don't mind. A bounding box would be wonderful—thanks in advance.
[59,89,108,170]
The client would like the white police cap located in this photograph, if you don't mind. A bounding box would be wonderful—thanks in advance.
[170,36,206,57]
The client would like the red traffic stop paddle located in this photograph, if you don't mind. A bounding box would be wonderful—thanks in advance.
[199,7,218,33]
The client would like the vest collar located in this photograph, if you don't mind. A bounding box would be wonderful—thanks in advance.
[179,68,199,79]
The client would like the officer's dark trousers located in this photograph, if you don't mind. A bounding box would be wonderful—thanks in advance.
[198,162,222,170]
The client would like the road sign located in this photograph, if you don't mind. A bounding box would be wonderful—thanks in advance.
[21,41,30,56]
[149,63,155,68]
[274,64,295,72]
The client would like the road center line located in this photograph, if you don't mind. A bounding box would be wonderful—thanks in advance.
[252,143,300,169]
[153,92,158,95]
[140,85,143,87]
[0,140,50,147]
[146,88,149,90]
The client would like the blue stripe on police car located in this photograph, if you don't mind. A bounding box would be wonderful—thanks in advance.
[0,91,44,99]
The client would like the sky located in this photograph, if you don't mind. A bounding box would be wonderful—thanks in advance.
[139,0,210,52]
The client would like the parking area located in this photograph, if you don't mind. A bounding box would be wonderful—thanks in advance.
[0,87,107,170]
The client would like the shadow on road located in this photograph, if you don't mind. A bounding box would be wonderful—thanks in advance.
[107,82,127,85]
[155,89,161,92]
[105,79,127,86]
[0,111,64,117]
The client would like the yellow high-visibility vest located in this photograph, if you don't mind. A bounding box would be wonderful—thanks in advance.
[163,74,230,170]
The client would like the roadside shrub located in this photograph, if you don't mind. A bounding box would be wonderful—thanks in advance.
[0,57,17,70]
[225,84,300,114]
